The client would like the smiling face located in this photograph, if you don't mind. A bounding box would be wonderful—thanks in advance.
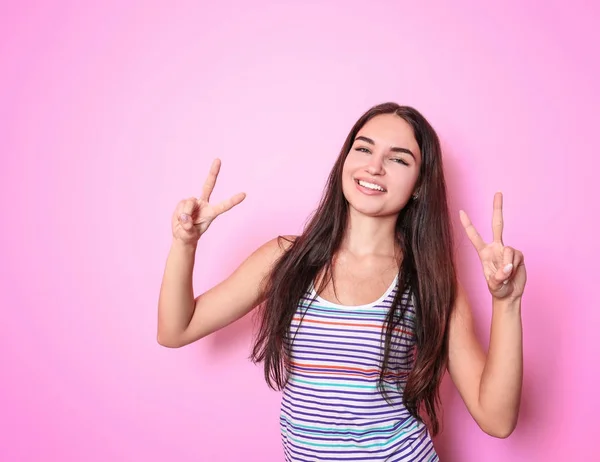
[341,113,422,218]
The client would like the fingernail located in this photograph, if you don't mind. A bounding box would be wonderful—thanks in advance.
[503,264,513,273]
[180,213,189,222]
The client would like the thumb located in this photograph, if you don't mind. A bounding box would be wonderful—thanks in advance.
[179,212,194,231]
[178,198,199,231]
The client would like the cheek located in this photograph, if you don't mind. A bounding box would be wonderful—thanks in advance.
[341,157,356,180]
[341,159,359,195]
[341,169,353,192]
[389,169,419,195]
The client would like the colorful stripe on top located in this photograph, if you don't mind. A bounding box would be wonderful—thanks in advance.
[280,277,439,461]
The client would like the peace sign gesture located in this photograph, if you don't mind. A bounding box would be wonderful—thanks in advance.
[459,192,526,301]
[172,159,246,245]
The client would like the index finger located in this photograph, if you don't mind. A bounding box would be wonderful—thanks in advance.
[213,192,246,217]
[200,158,221,202]
[459,210,486,252]
[492,191,503,243]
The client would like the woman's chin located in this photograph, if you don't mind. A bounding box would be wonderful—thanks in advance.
[347,201,399,219]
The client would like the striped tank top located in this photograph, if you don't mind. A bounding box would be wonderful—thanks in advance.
[280,275,439,461]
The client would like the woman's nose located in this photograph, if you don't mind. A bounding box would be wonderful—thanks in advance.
[365,155,385,175]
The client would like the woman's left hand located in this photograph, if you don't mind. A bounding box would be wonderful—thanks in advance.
[459,192,527,301]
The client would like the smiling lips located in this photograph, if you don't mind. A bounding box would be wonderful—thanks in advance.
[355,178,387,194]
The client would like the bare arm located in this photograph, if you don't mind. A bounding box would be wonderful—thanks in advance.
[451,192,526,437]
[157,235,292,348]
[156,158,293,348]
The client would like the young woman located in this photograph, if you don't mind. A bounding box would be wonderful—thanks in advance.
[157,102,526,461]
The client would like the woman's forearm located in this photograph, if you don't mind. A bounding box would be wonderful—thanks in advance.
[479,297,523,436]
[157,240,198,346]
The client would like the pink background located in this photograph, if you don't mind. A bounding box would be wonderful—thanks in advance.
[1,1,598,461]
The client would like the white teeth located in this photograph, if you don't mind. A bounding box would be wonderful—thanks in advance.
[358,180,385,192]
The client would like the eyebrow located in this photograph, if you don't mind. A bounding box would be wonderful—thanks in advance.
[355,136,416,160]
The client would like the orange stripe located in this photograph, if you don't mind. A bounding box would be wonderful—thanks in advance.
[290,361,408,378]
[294,369,404,380]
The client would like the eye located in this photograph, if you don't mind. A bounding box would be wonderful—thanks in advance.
[391,158,409,166]
[355,146,371,154]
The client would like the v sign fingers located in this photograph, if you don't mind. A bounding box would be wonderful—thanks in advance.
[171,159,246,245]
[461,193,527,301]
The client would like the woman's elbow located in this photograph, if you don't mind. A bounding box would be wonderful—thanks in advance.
[480,418,518,439]
[156,330,185,348]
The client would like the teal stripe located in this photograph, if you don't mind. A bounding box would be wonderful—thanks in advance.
[289,377,398,391]
[297,302,416,320]
[299,303,390,316]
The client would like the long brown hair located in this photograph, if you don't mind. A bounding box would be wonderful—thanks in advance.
[250,102,457,436]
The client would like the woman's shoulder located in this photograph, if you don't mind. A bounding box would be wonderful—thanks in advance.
[250,235,297,264]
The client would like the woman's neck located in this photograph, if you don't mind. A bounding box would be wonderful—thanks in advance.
[340,208,399,258]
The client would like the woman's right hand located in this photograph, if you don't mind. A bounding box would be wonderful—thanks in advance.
[172,158,246,245]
